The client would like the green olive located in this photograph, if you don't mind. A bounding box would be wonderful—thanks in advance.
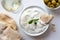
[44,0,49,4]
[56,3,60,7]
[44,0,60,8]
[47,2,51,7]
[58,0,60,3]
[52,0,56,5]
[49,4,55,8]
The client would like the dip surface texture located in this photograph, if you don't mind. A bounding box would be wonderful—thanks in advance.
[21,7,48,34]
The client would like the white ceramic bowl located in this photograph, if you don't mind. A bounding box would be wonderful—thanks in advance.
[1,0,23,13]
[19,6,49,36]
[43,0,60,10]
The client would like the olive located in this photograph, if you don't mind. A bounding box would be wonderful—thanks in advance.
[52,0,56,5]
[44,0,60,8]
[58,0,60,3]
[44,0,49,4]
[47,2,51,6]
[56,3,60,7]
[49,4,55,8]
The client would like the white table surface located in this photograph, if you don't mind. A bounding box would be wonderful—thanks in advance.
[0,0,60,40]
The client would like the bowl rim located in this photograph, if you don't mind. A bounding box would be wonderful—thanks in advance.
[19,6,49,36]
[43,0,60,10]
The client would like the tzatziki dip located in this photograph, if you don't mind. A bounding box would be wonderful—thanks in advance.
[2,0,21,12]
[20,6,48,34]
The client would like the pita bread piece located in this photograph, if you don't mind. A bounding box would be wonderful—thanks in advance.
[3,27,22,40]
[0,14,17,30]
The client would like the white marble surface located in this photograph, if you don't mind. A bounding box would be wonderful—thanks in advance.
[0,0,60,40]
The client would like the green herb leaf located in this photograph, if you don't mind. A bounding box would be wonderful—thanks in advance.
[28,20,33,24]
[34,21,37,25]
[28,18,39,25]
[33,19,39,21]
[33,19,39,25]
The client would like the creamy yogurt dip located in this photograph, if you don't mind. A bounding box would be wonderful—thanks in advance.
[20,6,48,34]
[2,0,21,12]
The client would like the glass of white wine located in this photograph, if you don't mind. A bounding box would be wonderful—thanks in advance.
[2,0,22,13]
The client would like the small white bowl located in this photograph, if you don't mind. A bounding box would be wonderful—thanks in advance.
[1,0,23,13]
[19,6,49,36]
[43,0,60,10]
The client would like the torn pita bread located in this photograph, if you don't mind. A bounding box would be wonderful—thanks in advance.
[3,27,22,40]
[0,13,22,40]
[0,27,22,40]
[0,21,7,34]
[40,14,54,24]
[0,14,17,30]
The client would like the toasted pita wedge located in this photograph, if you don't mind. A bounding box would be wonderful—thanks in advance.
[40,14,54,24]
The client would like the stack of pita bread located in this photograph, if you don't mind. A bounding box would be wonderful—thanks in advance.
[0,14,22,40]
